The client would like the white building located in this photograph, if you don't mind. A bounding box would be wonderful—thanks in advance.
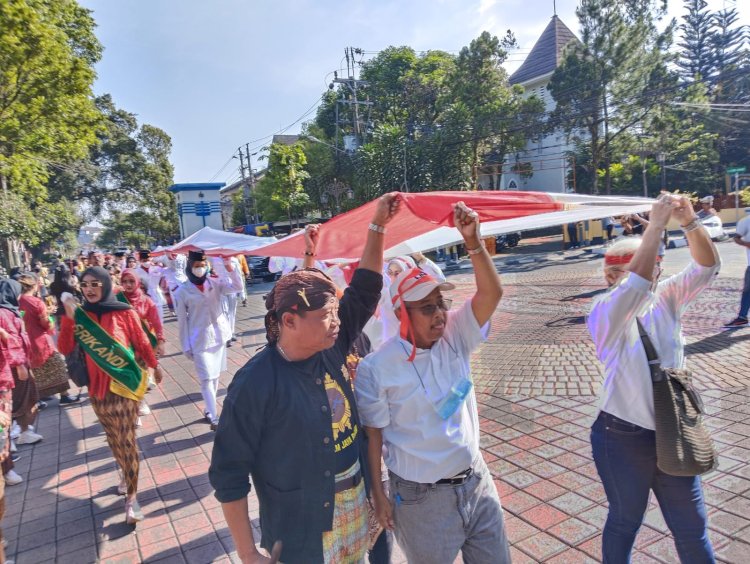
[480,16,579,192]
[169,183,224,239]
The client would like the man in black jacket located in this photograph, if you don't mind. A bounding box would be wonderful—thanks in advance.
[209,193,400,564]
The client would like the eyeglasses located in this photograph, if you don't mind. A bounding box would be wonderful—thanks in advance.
[406,298,452,316]
[80,281,104,288]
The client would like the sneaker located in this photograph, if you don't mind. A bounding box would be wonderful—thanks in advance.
[10,422,20,440]
[138,402,151,416]
[11,453,20,463]
[723,317,748,328]
[4,469,23,485]
[37,400,47,410]
[15,430,43,445]
[125,498,144,525]
[147,375,156,390]
[59,394,80,405]
[210,419,219,432]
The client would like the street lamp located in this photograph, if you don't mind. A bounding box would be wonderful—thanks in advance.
[320,178,353,215]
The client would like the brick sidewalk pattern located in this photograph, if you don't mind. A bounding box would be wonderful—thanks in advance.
[3,265,750,563]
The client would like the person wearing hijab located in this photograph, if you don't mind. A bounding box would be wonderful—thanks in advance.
[17,274,79,405]
[172,250,243,429]
[0,278,38,488]
[118,269,167,417]
[58,267,159,525]
[49,263,82,331]
[134,250,167,327]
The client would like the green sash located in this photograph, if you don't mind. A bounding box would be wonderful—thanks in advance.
[116,292,159,349]
[73,306,147,401]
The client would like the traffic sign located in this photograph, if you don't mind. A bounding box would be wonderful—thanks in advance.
[727,166,746,174]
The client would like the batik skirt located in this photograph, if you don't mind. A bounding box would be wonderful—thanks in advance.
[322,461,368,564]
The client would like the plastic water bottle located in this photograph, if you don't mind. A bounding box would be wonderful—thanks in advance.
[436,377,473,419]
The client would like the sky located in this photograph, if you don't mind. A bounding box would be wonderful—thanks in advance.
[79,0,748,187]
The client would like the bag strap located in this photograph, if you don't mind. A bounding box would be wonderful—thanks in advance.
[636,318,665,383]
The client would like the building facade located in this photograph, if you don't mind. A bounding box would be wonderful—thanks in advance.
[479,16,579,193]
[169,183,225,239]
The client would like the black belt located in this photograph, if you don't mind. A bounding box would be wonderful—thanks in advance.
[436,468,473,486]
[334,469,362,493]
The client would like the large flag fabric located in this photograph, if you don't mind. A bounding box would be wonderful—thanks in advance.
[167,226,276,256]
[249,191,654,261]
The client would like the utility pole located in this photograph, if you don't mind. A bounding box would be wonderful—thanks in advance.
[237,147,250,225]
[332,47,373,152]
[245,144,259,223]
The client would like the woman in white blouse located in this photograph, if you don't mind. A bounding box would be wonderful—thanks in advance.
[587,193,720,563]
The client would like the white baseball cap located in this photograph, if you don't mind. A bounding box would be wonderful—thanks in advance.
[390,267,455,309]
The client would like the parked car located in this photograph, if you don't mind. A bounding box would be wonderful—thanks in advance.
[496,232,521,251]
[247,256,279,283]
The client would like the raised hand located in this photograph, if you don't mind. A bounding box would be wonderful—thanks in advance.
[670,194,698,227]
[304,224,320,253]
[453,201,481,242]
[371,192,401,227]
[649,193,679,229]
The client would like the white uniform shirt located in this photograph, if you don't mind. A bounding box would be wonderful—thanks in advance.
[355,301,489,483]
[163,254,188,290]
[415,257,446,282]
[173,269,243,354]
[736,215,750,265]
[135,264,166,306]
[587,260,720,430]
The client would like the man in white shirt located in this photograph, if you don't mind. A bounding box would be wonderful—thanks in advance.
[723,212,750,328]
[355,202,509,564]
[588,193,720,563]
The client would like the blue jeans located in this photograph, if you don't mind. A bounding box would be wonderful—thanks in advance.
[591,412,715,564]
[739,266,750,318]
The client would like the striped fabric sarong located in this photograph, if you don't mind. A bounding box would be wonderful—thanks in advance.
[322,461,368,564]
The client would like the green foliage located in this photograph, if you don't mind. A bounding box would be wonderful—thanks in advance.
[256,143,310,223]
[549,0,673,194]
[0,0,102,251]
[96,209,174,249]
[309,32,544,200]
[253,176,287,222]
[449,31,545,189]
[47,94,178,240]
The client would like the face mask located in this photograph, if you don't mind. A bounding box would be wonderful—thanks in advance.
[192,267,207,278]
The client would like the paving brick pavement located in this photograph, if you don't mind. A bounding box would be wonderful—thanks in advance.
[4,249,750,563]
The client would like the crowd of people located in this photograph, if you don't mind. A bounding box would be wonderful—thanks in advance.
[0,247,251,542]
[0,190,743,563]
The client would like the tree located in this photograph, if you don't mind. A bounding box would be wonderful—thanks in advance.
[0,0,102,257]
[548,0,673,194]
[676,0,716,83]
[447,31,545,189]
[96,209,174,250]
[47,94,178,240]
[258,142,310,225]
